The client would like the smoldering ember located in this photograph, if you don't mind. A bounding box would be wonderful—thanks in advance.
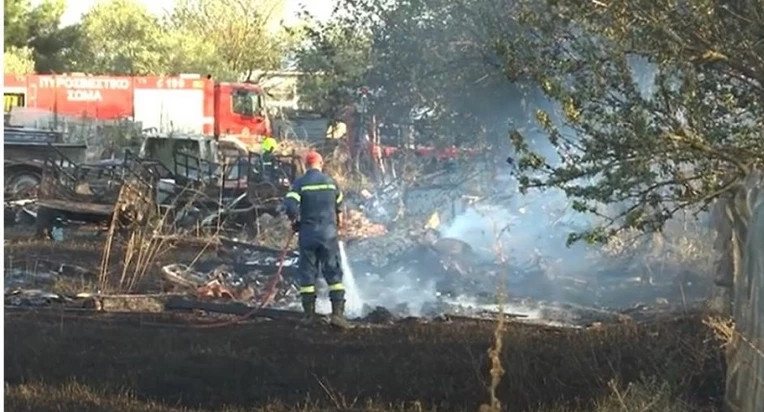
[3,1,763,411]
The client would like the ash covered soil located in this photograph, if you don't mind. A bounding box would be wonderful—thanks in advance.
[6,308,724,412]
[4,226,725,411]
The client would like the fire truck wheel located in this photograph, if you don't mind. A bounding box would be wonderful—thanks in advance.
[8,171,41,198]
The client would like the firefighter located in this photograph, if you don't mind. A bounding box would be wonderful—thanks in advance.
[283,151,350,329]
[260,135,278,180]
[262,135,278,154]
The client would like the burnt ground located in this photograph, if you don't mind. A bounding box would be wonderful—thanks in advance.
[4,225,219,295]
[4,227,727,411]
[5,309,725,412]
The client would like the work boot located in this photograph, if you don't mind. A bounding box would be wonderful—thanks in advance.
[300,296,320,326]
[330,300,352,329]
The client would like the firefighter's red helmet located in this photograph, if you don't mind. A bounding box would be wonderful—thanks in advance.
[305,151,323,166]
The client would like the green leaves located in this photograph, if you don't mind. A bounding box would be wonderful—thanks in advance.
[4,0,75,73]
[76,0,168,75]
[4,46,36,74]
[7,0,290,79]
[502,0,764,244]
[295,0,526,147]
[3,0,31,48]
[170,0,292,80]
[295,21,373,116]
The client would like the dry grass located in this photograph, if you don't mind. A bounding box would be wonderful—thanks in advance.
[5,381,424,412]
[534,378,713,412]
[480,297,506,412]
[703,316,735,348]
[50,275,99,296]
[5,382,197,412]
[595,378,698,412]
[481,228,510,412]
[4,379,715,412]
[97,179,228,293]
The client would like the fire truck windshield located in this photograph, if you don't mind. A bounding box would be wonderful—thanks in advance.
[232,89,262,117]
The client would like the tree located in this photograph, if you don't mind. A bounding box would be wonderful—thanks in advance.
[4,0,32,48]
[32,24,82,73]
[502,5,764,407]
[295,21,372,117]
[160,26,224,78]
[4,0,79,73]
[169,0,292,81]
[4,47,36,74]
[296,0,529,148]
[76,0,169,74]
[498,0,763,246]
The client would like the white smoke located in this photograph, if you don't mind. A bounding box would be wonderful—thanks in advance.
[353,267,439,317]
[328,56,666,318]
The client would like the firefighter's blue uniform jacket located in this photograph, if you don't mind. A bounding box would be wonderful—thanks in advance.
[283,168,345,302]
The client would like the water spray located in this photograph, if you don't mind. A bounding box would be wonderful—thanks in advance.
[338,240,364,317]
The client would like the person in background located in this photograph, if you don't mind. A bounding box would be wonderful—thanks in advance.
[325,120,347,140]
[260,135,278,180]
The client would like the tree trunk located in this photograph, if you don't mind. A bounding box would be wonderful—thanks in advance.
[719,171,764,412]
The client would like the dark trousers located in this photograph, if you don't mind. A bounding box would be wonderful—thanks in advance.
[298,235,345,302]
[261,153,275,181]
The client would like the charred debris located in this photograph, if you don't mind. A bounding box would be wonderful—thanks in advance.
[4,129,708,328]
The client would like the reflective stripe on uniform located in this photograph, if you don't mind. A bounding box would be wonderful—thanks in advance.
[286,191,301,201]
[299,285,316,294]
[328,283,345,291]
[336,191,344,204]
[301,183,337,191]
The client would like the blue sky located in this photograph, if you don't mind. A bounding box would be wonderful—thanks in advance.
[32,0,335,26]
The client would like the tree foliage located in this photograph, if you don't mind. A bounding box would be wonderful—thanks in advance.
[169,0,293,80]
[4,47,36,74]
[159,26,223,77]
[3,0,78,73]
[295,21,372,117]
[76,0,169,75]
[295,0,528,147]
[502,0,764,244]
[4,0,289,79]
[4,0,35,48]
[295,0,764,244]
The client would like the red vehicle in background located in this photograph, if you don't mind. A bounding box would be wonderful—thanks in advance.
[3,73,272,152]
[339,87,478,176]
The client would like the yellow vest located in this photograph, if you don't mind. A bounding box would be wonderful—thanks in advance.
[262,137,278,153]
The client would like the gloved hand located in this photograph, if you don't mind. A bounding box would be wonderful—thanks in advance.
[291,220,300,233]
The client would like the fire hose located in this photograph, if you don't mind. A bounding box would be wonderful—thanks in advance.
[258,229,295,308]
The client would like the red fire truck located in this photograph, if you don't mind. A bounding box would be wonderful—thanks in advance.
[3,73,272,151]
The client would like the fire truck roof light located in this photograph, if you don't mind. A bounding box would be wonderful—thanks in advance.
[179,73,201,79]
